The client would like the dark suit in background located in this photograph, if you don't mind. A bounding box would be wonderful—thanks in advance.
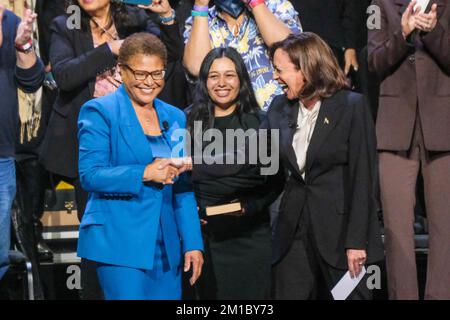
[268,91,384,299]
[368,0,450,300]
[290,0,359,67]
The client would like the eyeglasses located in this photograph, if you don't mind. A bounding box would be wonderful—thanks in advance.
[121,64,166,81]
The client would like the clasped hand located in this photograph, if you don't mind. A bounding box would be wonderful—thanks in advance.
[143,157,193,185]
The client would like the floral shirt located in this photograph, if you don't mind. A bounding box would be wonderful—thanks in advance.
[184,0,302,110]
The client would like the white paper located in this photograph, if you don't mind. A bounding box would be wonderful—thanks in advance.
[414,0,431,13]
[331,267,366,300]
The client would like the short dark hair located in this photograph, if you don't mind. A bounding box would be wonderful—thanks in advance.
[270,33,349,101]
[188,47,260,132]
[118,33,167,66]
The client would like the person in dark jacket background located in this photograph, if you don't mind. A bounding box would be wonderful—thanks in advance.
[0,6,45,285]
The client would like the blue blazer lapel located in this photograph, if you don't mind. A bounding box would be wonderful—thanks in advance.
[116,86,153,165]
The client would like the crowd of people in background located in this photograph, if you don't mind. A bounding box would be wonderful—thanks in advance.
[0,0,449,300]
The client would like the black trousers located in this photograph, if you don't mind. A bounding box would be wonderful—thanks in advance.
[50,174,103,300]
[13,158,48,299]
[272,210,372,300]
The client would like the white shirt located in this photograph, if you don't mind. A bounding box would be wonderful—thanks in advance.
[292,100,321,179]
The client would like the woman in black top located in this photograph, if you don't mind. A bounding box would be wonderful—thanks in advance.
[187,47,284,299]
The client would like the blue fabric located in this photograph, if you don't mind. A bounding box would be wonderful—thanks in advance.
[96,260,181,300]
[97,217,180,300]
[0,157,16,280]
[77,85,203,282]
[0,10,44,158]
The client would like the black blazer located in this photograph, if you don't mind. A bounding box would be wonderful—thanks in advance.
[265,90,384,269]
[40,7,186,178]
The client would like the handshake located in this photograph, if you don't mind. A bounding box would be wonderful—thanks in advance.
[143,157,193,185]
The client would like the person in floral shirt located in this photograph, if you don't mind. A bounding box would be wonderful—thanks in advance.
[183,0,302,111]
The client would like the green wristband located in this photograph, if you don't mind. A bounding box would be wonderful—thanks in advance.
[191,10,208,17]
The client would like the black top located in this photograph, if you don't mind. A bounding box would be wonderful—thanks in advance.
[291,0,363,51]
[191,110,284,239]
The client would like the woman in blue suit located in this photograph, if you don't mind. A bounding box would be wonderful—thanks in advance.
[76,33,204,300]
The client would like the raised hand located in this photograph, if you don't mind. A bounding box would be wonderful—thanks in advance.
[193,0,210,7]
[138,0,173,18]
[15,9,37,46]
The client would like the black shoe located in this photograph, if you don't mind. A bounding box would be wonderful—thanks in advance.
[37,241,54,261]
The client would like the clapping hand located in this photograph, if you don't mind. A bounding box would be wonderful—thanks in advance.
[401,0,421,38]
[415,3,438,33]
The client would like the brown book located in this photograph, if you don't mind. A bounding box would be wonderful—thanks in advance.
[205,202,242,217]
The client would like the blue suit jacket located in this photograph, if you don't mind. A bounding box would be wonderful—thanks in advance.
[76,85,203,270]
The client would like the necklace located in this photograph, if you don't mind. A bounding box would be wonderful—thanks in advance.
[91,17,118,41]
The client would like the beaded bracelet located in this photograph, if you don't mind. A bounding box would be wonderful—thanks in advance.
[192,10,208,17]
[159,9,176,24]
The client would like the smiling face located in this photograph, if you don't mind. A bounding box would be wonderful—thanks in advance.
[120,54,165,108]
[272,48,306,100]
[77,0,110,14]
[206,57,240,112]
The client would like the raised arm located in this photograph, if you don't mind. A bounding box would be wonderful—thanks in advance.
[11,9,44,93]
[250,0,298,47]
[183,0,212,77]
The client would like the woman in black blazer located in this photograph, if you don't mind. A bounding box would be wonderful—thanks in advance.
[39,0,184,300]
[267,33,384,300]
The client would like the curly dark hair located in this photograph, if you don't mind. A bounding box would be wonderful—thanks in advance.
[118,32,167,66]
[65,0,129,31]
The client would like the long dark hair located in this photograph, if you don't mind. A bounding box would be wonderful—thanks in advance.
[188,47,260,133]
[65,0,129,31]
